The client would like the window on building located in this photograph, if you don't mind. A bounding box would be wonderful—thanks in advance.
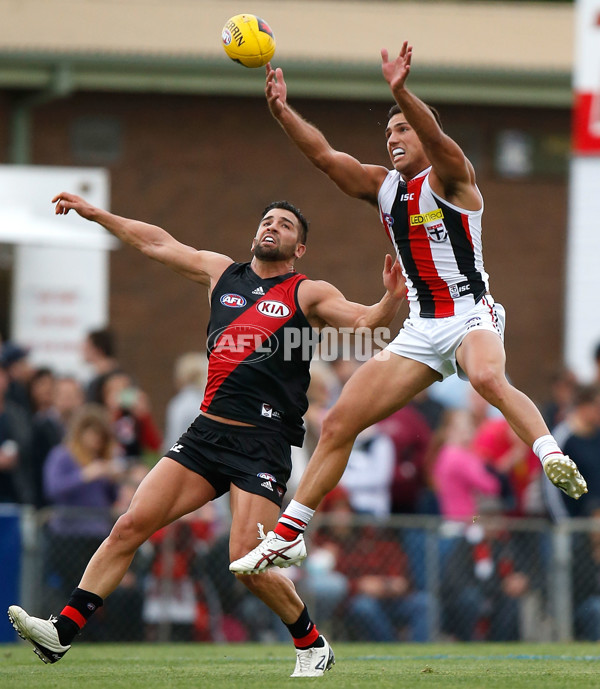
[494,129,569,178]
[70,116,122,164]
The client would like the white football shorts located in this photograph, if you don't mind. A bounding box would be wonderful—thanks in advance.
[385,295,506,381]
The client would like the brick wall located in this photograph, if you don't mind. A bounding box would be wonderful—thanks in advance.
[3,91,569,428]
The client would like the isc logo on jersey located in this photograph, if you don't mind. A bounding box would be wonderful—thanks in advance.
[220,293,247,308]
[257,300,291,318]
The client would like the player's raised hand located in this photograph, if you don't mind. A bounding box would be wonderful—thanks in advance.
[381,42,412,92]
[265,62,288,117]
[382,253,406,300]
[52,192,96,219]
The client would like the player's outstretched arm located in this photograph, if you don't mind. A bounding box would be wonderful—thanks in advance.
[381,44,478,206]
[265,63,387,206]
[300,254,405,331]
[52,192,232,287]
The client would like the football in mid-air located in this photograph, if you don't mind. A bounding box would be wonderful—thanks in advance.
[221,14,275,68]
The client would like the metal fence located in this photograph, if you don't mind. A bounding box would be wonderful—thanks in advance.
[12,507,600,644]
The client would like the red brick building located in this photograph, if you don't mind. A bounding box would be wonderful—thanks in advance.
[0,1,575,424]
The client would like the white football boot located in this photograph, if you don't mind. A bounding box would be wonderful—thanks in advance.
[229,525,307,574]
[8,605,71,664]
[291,636,335,678]
[543,453,588,500]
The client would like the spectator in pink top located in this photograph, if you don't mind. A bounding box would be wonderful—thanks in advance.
[432,410,501,520]
[472,417,541,516]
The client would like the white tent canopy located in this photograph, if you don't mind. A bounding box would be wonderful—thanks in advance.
[0,206,117,250]
[0,165,113,376]
[0,164,116,250]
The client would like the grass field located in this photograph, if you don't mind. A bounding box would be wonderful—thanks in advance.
[2,642,600,688]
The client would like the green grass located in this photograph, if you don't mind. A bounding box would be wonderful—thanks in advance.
[2,642,600,688]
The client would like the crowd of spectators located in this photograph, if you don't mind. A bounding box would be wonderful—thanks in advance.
[2,330,600,644]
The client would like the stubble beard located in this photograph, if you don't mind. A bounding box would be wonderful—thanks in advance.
[253,244,295,262]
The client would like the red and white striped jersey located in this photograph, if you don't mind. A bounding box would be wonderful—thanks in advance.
[378,167,489,319]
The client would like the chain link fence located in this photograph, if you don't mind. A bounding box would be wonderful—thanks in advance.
[12,507,600,644]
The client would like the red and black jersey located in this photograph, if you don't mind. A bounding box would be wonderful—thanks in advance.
[201,262,316,446]
[378,167,489,319]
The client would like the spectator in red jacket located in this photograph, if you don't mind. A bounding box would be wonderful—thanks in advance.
[101,371,162,464]
[472,416,540,516]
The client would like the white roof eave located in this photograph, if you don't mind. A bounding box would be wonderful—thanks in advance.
[0,208,118,250]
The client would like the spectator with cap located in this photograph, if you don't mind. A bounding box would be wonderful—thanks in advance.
[1,341,33,416]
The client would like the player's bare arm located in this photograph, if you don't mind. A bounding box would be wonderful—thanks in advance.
[52,192,232,288]
[381,44,481,211]
[265,63,388,205]
[299,254,405,330]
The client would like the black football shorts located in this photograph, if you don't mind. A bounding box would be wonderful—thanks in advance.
[164,414,292,507]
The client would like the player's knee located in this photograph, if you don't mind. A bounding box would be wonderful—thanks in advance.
[235,570,294,599]
[108,511,151,551]
[234,571,270,593]
[320,407,358,447]
[469,366,507,403]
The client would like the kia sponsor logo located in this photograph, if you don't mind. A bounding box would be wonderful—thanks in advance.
[220,293,246,308]
[257,300,291,318]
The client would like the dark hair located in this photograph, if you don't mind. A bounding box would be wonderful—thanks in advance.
[30,367,53,385]
[573,384,600,408]
[387,103,443,130]
[87,328,115,358]
[261,201,309,244]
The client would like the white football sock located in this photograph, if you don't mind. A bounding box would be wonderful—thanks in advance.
[532,434,562,464]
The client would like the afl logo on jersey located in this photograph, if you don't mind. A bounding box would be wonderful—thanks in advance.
[220,293,247,308]
[257,300,291,318]
[208,324,279,364]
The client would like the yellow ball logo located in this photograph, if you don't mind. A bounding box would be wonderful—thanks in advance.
[222,14,276,68]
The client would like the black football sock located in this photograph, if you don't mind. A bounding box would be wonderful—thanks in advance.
[53,587,104,645]
[285,605,324,649]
